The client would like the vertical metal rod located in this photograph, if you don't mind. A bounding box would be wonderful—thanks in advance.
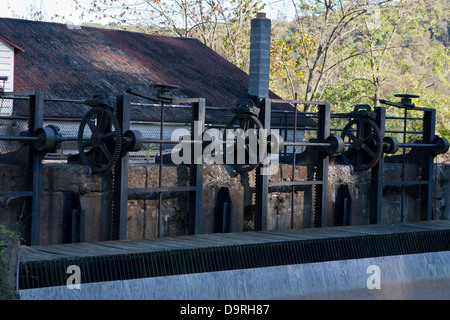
[29,91,44,246]
[421,109,436,220]
[142,167,148,239]
[114,94,130,240]
[314,102,330,228]
[401,109,407,222]
[291,93,298,229]
[189,98,205,235]
[255,99,271,231]
[433,156,438,220]
[157,102,165,237]
[370,107,385,224]
[284,113,288,156]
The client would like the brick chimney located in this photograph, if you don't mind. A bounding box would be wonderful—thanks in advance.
[248,12,271,100]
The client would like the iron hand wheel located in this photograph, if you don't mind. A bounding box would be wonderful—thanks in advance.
[223,114,267,173]
[340,118,383,171]
[78,107,122,173]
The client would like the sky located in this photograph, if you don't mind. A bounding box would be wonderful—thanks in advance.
[0,0,296,26]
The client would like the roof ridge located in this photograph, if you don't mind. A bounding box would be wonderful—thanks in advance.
[0,17,201,42]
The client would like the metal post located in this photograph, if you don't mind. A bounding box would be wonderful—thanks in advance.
[113,94,130,240]
[370,107,385,224]
[255,98,271,231]
[157,101,165,237]
[291,95,298,229]
[189,98,205,235]
[313,102,330,228]
[284,112,288,156]
[420,108,436,221]
[401,109,408,222]
[29,91,44,246]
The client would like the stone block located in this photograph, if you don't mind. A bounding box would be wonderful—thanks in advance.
[39,192,65,245]
[80,192,112,242]
[41,164,105,193]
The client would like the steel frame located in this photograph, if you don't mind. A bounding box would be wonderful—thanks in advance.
[0,91,206,244]
[254,98,331,230]
[0,91,45,245]
[113,94,205,239]
[369,105,437,223]
[0,90,443,245]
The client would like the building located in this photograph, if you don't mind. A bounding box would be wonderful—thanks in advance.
[0,34,24,115]
[0,17,312,159]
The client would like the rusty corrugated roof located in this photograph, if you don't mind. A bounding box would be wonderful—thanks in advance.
[0,18,311,126]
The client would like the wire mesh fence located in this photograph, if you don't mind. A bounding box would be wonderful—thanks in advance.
[0,116,194,163]
[0,116,28,154]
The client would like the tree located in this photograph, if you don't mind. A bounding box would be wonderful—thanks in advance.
[215,0,266,70]
[289,0,392,109]
[321,0,450,140]
[75,0,220,41]
[269,28,310,99]
[323,0,415,108]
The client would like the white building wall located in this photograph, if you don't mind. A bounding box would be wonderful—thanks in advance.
[0,38,14,116]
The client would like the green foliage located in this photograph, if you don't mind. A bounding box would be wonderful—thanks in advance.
[0,225,19,300]
[311,0,449,140]
[274,197,285,210]
[175,208,189,229]
[242,220,255,232]
[143,143,158,162]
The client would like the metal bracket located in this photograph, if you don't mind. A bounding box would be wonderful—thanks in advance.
[231,99,260,116]
[84,90,114,110]
[349,104,377,120]
[380,94,420,109]
[126,83,179,103]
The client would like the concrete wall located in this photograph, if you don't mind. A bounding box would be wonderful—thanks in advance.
[0,162,449,245]
[17,250,450,300]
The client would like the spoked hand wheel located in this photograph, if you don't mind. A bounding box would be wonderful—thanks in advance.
[340,118,383,171]
[78,107,122,173]
[223,114,267,173]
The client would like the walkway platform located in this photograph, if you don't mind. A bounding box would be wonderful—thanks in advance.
[19,220,450,290]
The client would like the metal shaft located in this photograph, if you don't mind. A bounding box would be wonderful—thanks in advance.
[2,135,441,149]
[284,141,332,147]
[0,135,39,141]
[398,143,438,148]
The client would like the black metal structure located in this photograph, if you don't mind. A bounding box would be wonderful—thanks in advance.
[28,92,45,246]
[253,98,334,230]
[0,89,448,246]
[0,91,50,245]
[0,87,210,243]
[330,94,449,225]
[369,95,448,223]
[118,86,206,238]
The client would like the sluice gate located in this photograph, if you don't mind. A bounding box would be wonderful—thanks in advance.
[18,220,450,299]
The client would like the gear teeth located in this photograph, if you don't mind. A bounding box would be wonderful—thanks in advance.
[310,167,319,227]
[223,114,266,173]
[341,118,383,171]
[77,107,123,174]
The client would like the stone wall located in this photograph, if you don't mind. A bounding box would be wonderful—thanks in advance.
[0,162,449,245]
[0,227,19,300]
